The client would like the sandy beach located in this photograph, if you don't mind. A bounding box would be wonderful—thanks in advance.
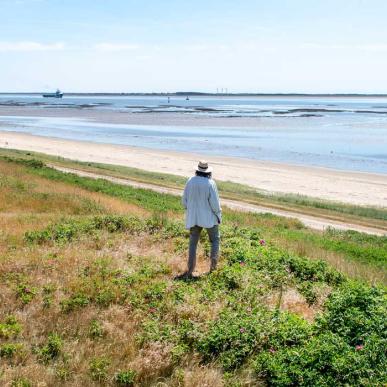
[1,130,386,207]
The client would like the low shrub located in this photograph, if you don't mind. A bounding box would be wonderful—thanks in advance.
[265,313,312,350]
[137,320,176,346]
[0,315,22,338]
[297,282,318,305]
[280,253,344,285]
[37,333,63,363]
[89,356,110,382]
[0,343,23,358]
[114,369,136,386]
[16,283,37,304]
[2,155,45,169]
[60,293,90,312]
[88,319,105,339]
[42,284,56,308]
[197,307,272,370]
[24,215,184,244]
[255,331,386,386]
[315,281,386,346]
[10,377,32,387]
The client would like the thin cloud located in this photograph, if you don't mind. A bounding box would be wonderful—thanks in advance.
[358,44,387,52]
[0,0,46,3]
[183,44,230,52]
[0,41,64,52]
[300,43,387,52]
[94,43,140,52]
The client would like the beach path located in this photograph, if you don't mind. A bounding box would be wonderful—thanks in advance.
[51,164,386,236]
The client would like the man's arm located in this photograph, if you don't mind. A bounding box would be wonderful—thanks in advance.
[208,180,222,223]
[182,181,189,209]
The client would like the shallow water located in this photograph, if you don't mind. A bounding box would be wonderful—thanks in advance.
[0,95,386,174]
[2,94,387,117]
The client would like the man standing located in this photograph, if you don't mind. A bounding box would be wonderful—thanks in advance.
[181,160,221,278]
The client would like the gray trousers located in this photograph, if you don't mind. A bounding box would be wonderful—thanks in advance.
[188,225,220,274]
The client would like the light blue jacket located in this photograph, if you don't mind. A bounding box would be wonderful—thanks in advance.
[182,176,222,229]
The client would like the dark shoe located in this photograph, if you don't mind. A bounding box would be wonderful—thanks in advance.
[174,272,193,281]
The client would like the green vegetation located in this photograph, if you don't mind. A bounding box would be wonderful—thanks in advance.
[255,282,386,386]
[89,357,111,382]
[10,378,32,387]
[0,316,22,339]
[0,153,386,386]
[114,369,137,386]
[0,343,24,359]
[1,148,386,227]
[6,154,384,273]
[89,319,105,339]
[37,333,63,363]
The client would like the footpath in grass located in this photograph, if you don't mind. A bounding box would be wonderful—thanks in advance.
[2,148,387,228]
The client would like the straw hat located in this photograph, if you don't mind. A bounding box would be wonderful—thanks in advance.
[196,160,213,173]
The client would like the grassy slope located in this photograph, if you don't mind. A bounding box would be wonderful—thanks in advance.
[2,155,386,281]
[1,148,386,230]
[0,158,386,386]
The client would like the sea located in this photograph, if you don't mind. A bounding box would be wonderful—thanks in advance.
[0,94,386,174]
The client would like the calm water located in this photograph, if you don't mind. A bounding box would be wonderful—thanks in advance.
[0,95,387,174]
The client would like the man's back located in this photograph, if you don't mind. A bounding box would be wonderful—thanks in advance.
[179,161,222,278]
[182,175,221,229]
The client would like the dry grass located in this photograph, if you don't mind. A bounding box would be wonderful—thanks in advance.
[0,164,223,385]
[1,157,385,386]
[0,222,227,386]
[265,287,330,323]
[0,160,148,217]
[271,233,386,285]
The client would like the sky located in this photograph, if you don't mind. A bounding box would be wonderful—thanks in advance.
[1,0,387,93]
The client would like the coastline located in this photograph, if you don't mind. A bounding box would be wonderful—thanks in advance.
[1,130,386,207]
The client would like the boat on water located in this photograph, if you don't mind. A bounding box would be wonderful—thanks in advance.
[42,89,63,98]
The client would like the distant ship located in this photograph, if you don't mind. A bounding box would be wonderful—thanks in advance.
[42,89,63,98]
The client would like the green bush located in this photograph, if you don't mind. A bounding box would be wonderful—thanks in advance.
[0,315,22,338]
[38,333,63,363]
[255,332,386,386]
[316,282,386,345]
[24,215,180,244]
[280,253,344,285]
[89,357,110,382]
[297,282,318,305]
[88,319,105,339]
[10,377,32,387]
[16,283,37,304]
[2,155,45,169]
[42,284,56,308]
[177,319,200,348]
[197,307,271,370]
[210,264,244,290]
[137,320,176,346]
[60,293,90,312]
[265,313,312,350]
[143,281,168,307]
[0,343,23,358]
[114,369,136,386]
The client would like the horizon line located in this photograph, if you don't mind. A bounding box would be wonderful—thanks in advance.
[1,91,387,97]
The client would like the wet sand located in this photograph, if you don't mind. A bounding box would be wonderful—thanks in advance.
[0,105,300,127]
